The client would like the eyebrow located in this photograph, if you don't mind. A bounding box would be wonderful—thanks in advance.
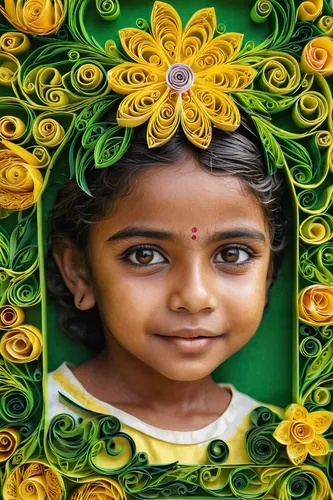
[107,225,266,244]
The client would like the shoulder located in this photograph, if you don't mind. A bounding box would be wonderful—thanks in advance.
[48,362,84,422]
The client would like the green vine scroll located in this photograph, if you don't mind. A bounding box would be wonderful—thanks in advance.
[0,0,333,498]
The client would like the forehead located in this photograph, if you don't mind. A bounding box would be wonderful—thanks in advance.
[98,156,268,235]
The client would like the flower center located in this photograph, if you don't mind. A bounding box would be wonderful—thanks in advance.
[166,63,194,92]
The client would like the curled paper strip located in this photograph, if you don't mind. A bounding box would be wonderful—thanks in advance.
[0,324,42,363]
[0,305,25,328]
[0,428,21,463]
[0,116,26,142]
[33,116,65,148]
[70,477,126,500]
[0,139,44,211]
[273,403,333,465]
[3,462,65,500]
[108,3,256,148]
[0,0,67,36]
[301,37,333,77]
[297,0,323,21]
[0,32,31,55]
[299,284,333,325]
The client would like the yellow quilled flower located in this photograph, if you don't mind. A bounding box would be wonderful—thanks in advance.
[107,1,256,149]
[273,403,333,465]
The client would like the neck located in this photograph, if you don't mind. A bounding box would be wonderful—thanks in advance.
[75,335,218,414]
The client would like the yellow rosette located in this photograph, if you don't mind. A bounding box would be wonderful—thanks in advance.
[3,462,65,500]
[0,428,21,462]
[108,1,256,149]
[0,138,44,211]
[70,477,127,500]
[0,324,42,363]
[301,37,333,77]
[299,285,333,325]
[32,116,65,147]
[0,32,31,55]
[0,305,25,328]
[273,403,333,465]
[297,0,323,21]
[0,0,67,36]
[0,116,26,141]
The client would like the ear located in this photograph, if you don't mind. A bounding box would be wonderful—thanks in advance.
[52,243,96,311]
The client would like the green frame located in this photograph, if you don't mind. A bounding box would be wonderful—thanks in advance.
[0,0,333,498]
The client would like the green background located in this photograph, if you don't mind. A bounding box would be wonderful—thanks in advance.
[44,0,295,409]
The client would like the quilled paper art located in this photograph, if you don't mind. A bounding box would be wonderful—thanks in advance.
[273,404,333,465]
[107,2,257,149]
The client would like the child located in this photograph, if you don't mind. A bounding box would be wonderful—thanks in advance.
[46,115,287,465]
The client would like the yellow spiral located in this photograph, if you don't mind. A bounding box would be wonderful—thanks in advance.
[0,305,25,328]
[32,117,65,147]
[0,32,30,55]
[300,214,333,244]
[298,0,323,21]
[301,37,333,77]
[0,116,26,141]
[0,52,19,87]
[0,428,21,463]
[299,284,333,325]
[0,325,42,363]
[317,15,333,36]
[70,477,127,500]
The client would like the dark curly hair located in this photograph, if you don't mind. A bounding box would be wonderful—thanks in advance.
[46,115,288,352]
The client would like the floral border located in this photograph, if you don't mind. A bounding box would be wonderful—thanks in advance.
[0,0,333,498]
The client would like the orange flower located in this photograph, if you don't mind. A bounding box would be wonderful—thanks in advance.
[301,37,333,77]
[273,403,332,465]
[299,285,333,325]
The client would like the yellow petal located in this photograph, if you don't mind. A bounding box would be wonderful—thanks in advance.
[308,435,330,456]
[286,442,309,465]
[117,83,168,128]
[3,0,18,24]
[308,411,333,434]
[147,89,180,148]
[1,139,44,167]
[151,1,182,64]
[181,7,216,64]
[192,33,244,73]
[118,28,168,70]
[273,420,293,445]
[108,63,165,95]
[180,91,212,149]
[193,85,240,132]
[196,64,256,92]
[284,403,309,422]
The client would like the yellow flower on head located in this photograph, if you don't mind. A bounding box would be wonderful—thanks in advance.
[273,403,333,465]
[107,1,256,149]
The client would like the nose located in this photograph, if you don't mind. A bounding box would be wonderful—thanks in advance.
[168,257,218,314]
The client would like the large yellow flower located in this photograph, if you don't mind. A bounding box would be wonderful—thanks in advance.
[273,403,333,465]
[107,1,256,149]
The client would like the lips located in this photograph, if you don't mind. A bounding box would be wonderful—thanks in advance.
[156,334,223,353]
[156,329,220,339]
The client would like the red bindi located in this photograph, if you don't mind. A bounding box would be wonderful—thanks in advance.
[191,227,198,240]
[191,235,197,240]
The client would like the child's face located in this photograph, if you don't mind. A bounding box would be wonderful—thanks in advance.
[73,155,271,381]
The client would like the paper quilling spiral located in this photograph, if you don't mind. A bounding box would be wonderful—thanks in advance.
[0,0,332,498]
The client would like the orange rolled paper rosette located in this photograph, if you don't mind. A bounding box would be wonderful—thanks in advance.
[107,1,256,149]
[0,305,25,329]
[0,139,44,211]
[299,285,333,326]
[273,404,333,465]
[0,325,42,363]
[301,36,333,77]
[0,0,67,36]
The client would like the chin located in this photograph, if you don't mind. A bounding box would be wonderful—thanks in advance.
[155,364,214,382]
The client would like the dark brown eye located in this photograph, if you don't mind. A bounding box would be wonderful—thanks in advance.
[135,249,154,264]
[218,247,250,264]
